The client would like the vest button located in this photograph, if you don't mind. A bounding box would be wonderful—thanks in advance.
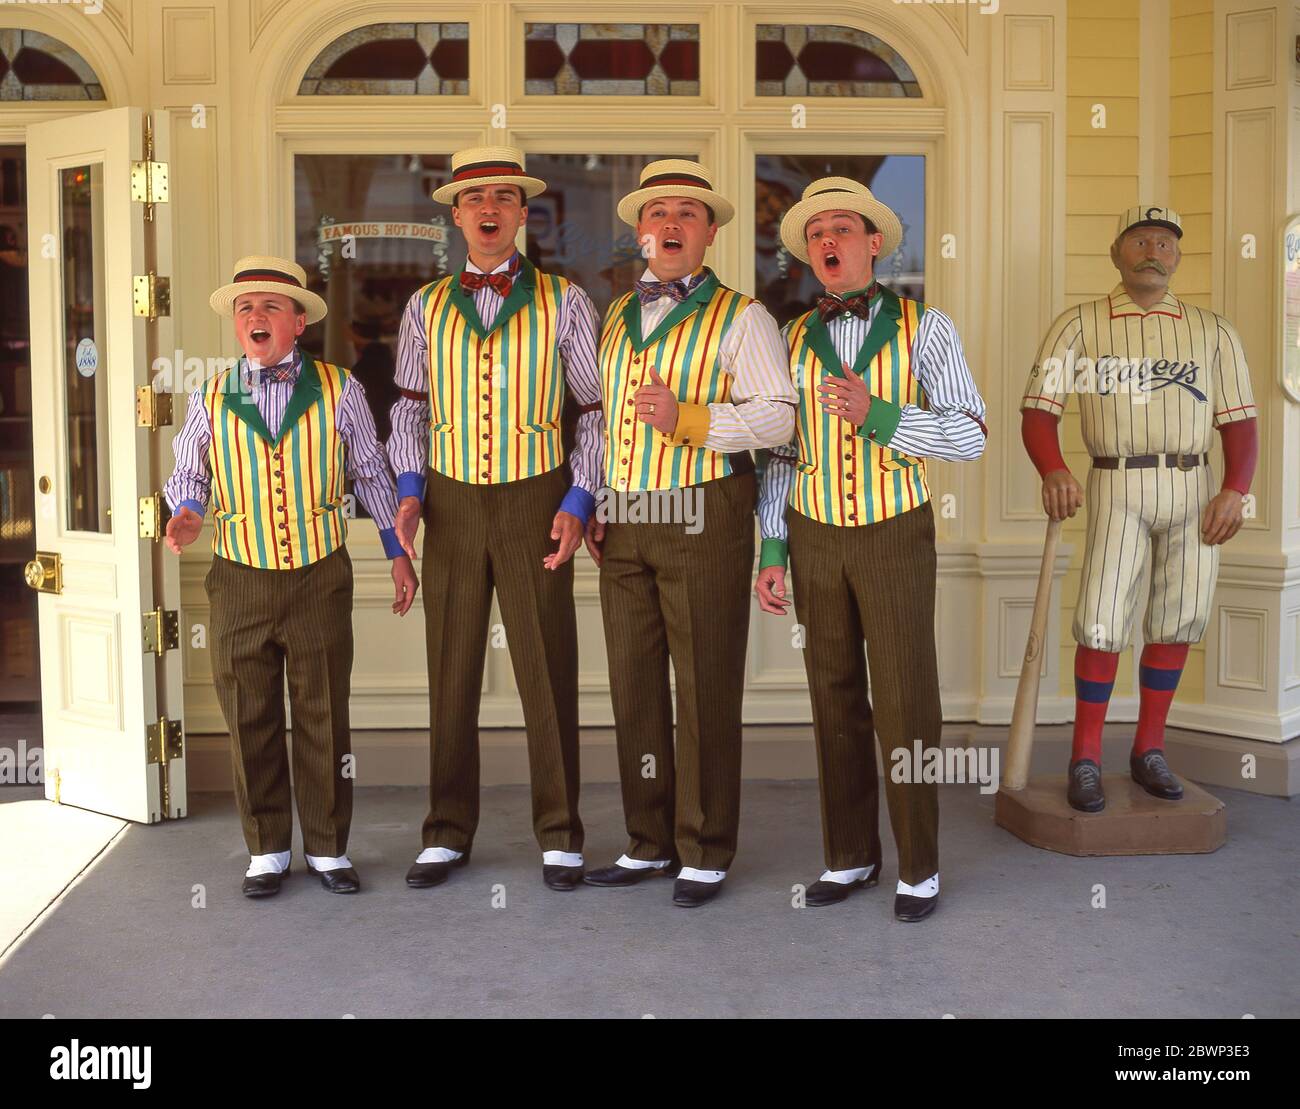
[629,379,639,387]
[621,458,629,465]
[482,393,490,401]
[482,353,491,362]
[275,488,283,496]
[480,471,490,479]
[623,439,631,445]
[625,399,634,407]
[482,453,490,461]
[844,453,853,461]
[623,418,632,426]
[482,433,489,440]
[279,539,288,547]
[482,372,490,381]
[618,478,628,488]
[682,438,691,445]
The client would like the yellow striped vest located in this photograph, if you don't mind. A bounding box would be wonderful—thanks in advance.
[419,259,568,484]
[600,272,752,490]
[204,354,348,570]
[786,290,930,527]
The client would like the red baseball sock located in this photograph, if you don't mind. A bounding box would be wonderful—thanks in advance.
[1072,645,1119,765]
[1133,642,1189,756]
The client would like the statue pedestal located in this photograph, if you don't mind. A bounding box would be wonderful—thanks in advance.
[995,775,1226,856]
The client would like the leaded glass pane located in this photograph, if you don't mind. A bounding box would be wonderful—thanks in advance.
[524,24,699,96]
[298,23,469,95]
[755,24,921,98]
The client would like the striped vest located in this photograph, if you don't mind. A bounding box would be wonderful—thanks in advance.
[786,290,930,527]
[600,272,752,490]
[419,259,568,484]
[204,354,348,570]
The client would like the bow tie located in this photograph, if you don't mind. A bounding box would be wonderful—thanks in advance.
[460,258,520,299]
[817,285,879,324]
[635,271,706,306]
[248,358,298,385]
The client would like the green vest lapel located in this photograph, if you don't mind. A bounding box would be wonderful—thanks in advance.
[620,269,720,353]
[220,358,276,444]
[449,256,538,340]
[806,286,902,379]
[274,351,324,443]
[220,351,323,445]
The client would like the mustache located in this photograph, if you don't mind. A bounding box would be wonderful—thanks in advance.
[1134,260,1168,274]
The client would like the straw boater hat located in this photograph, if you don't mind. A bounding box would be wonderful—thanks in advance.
[1116,204,1183,240]
[431,146,547,206]
[209,255,328,324]
[779,177,903,263]
[616,159,735,228]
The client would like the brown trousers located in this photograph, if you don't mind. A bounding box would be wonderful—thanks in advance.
[599,472,756,871]
[419,466,582,853]
[205,548,354,857]
[787,501,941,885]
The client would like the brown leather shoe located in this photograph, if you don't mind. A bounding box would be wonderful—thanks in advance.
[1067,759,1105,813]
[242,866,289,898]
[1130,749,1184,800]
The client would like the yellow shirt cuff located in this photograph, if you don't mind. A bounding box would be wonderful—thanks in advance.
[666,402,711,448]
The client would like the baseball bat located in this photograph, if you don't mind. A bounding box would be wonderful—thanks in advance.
[1003,517,1062,791]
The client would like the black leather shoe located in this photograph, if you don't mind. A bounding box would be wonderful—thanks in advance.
[805,870,879,907]
[894,893,937,922]
[1067,758,1105,813]
[241,866,289,898]
[1130,749,1184,800]
[673,878,723,907]
[543,864,584,891]
[583,859,677,887]
[307,863,360,894]
[405,851,470,889]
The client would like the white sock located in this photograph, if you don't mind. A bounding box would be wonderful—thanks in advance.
[245,851,290,877]
[615,854,671,870]
[819,863,876,885]
[542,850,583,867]
[416,847,464,864]
[676,867,726,884]
[896,873,939,898]
[306,853,353,872]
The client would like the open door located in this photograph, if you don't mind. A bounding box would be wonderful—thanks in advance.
[24,107,184,823]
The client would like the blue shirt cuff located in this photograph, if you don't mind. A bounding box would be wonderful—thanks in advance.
[379,527,404,560]
[558,486,596,526]
[177,499,206,518]
[396,471,426,502]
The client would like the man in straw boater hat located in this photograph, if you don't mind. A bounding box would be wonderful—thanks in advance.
[581,160,798,907]
[164,255,418,898]
[754,178,987,922]
[388,147,605,893]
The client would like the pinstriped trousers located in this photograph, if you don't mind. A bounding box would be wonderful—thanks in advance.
[419,466,582,853]
[787,501,941,885]
[205,548,354,857]
[599,471,756,871]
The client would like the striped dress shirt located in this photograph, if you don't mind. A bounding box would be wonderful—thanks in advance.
[635,267,797,451]
[164,350,404,558]
[389,253,605,520]
[758,297,987,544]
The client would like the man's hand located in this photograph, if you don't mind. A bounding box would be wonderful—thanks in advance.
[816,364,871,426]
[544,510,583,570]
[1041,468,1084,520]
[391,554,418,616]
[395,495,421,559]
[755,565,790,615]
[164,505,203,555]
[634,366,678,435]
[584,515,606,568]
[1202,489,1245,545]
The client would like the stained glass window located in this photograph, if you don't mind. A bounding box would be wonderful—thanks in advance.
[0,29,105,101]
[298,23,469,95]
[756,25,920,98]
[525,24,699,95]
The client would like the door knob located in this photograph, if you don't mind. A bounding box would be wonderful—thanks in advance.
[24,551,62,594]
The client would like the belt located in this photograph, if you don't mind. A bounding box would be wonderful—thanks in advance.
[1092,453,1209,471]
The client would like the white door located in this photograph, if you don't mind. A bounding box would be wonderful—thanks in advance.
[25,107,184,823]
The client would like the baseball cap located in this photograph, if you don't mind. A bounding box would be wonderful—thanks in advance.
[1117,205,1183,239]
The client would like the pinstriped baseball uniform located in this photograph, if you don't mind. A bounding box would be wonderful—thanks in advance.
[1021,284,1256,651]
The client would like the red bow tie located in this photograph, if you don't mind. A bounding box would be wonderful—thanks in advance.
[460,269,513,298]
[817,284,879,324]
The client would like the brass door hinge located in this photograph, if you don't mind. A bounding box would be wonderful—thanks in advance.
[139,493,161,540]
[132,273,171,320]
[146,717,184,819]
[132,114,169,222]
[136,385,174,430]
[142,607,179,655]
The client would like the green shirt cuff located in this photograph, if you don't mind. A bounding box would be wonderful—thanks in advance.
[858,396,902,446]
[759,538,788,570]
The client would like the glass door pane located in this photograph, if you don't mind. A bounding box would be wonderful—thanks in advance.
[60,162,110,533]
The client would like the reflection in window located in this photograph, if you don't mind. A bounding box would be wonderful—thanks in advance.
[298,23,469,95]
[0,28,105,100]
[295,154,457,516]
[756,25,920,98]
[525,24,699,95]
[755,154,924,324]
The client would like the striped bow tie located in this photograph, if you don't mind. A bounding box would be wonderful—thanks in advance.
[460,257,520,299]
[635,271,706,305]
[817,285,879,324]
[249,359,298,385]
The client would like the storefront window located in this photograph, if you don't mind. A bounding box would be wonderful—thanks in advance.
[756,153,925,323]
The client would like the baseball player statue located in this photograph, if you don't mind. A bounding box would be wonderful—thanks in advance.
[1020,206,1258,813]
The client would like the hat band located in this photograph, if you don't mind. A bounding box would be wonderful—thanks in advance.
[641,172,711,189]
[452,161,527,183]
[232,269,304,289]
[809,187,855,198]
